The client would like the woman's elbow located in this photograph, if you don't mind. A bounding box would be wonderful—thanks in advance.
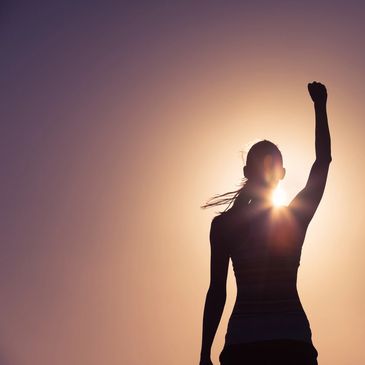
[316,155,332,165]
[207,283,227,299]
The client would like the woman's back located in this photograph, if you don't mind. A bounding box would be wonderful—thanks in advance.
[215,202,313,344]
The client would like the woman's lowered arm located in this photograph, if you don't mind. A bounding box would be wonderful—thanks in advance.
[199,217,229,365]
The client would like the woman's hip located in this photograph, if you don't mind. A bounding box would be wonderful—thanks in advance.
[219,339,318,365]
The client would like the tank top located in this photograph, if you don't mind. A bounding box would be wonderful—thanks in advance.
[219,203,314,345]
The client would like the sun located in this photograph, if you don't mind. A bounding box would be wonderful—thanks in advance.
[272,184,288,207]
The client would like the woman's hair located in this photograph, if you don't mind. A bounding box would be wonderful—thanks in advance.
[201,140,282,213]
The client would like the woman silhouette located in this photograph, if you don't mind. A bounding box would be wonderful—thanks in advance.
[199,82,331,365]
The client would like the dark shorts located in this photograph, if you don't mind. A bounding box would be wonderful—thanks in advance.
[219,339,318,365]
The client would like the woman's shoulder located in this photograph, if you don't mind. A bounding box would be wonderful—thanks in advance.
[211,208,235,226]
[211,207,248,234]
[210,211,231,237]
[284,204,310,228]
[210,213,224,234]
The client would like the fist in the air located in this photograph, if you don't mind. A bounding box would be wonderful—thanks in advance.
[308,81,327,104]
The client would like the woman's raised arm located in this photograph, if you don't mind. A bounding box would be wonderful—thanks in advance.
[289,82,332,225]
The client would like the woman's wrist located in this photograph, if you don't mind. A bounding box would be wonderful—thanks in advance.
[314,100,327,109]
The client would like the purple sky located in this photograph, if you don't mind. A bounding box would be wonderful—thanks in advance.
[1,1,365,364]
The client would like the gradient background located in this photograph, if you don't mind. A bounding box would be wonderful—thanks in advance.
[1,1,364,364]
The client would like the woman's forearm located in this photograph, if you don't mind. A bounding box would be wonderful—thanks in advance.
[314,101,332,162]
[200,287,226,361]
[308,82,332,163]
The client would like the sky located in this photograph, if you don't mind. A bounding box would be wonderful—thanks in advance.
[1,1,365,364]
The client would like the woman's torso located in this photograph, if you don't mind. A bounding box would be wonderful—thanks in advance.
[217,203,313,345]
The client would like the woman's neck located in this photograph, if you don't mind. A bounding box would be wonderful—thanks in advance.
[249,184,274,205]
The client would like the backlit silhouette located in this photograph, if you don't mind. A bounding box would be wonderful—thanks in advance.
[199,82,331,365]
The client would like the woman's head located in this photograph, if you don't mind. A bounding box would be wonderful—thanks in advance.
[243,140,285,190]
[201,140,285,211]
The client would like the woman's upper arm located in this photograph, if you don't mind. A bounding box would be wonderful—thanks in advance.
[209,216,229,292]
[289,158,331,225]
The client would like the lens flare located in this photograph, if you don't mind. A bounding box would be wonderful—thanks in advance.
[272,184,288,207]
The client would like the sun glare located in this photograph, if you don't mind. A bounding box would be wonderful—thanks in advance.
[272,184,288,207]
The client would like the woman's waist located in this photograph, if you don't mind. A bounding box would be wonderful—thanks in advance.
[232,296,304,315]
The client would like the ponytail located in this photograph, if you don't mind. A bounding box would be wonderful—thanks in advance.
[201,178,252,213]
